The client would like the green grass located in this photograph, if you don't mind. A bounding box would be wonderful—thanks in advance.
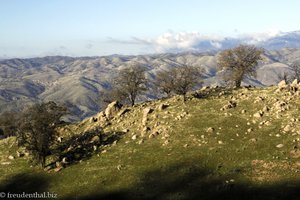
[1,86,300,200]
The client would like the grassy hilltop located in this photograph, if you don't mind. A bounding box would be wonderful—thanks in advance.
[0,82,300,200]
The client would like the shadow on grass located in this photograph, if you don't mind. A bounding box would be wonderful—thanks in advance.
[0,173,50,194]
[51,130,125,167]
[63,162,300,200]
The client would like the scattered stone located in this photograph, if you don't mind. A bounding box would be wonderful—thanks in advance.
[137,139,144,145]
[290,149,300,158]
[54,167,63,172]
[8,155,15,160]
[276,144,284,148]
[16,151,24,158]
[117,108,130,117]
[1,162,11,165]
[163,140,170,146]
[278,80,288,90]
[207,127,215,133]
[283,125,292,132]
[262,106,270,112]
[90,135,100,143]
[247,128,253,133]
[183,144,188,148]
[122,129,129,133]
[221,101,237,110]
[57,137,63,143]
[93,145,98,151]
[62,157,68,164]
[105,101,122,119]
[131,135,137,140]
[117,164,122,170]
[253,111,264,118]
[275,134,281,137]
[158,104,169,111]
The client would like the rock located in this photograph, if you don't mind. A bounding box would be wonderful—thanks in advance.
[262,106,270,112]
[137,139,144,144]
[117,108,130,117]
[93,145,98,151]
[90,135,100,143]
[290,149,300,158]
[218,140,224,144]
[55,161,63,168]
[276,144,284,148]
[221,101,237,110]
[54,167,63,172]
[105,101,122,119]
[241,109,247,114]
[158,104,169,111]
[249,138,257,142]
[278,80,288,89]
[207,127,215,133]
[143,107,154,115]
[247,128,253,133]
[16,151,24,158]
[122,129,129,133]
[117,164,122,170]
[142,107,153,126]
[8,155,15,160]
[291,79,298,87]
[253,111,264,118]
[44,166,52,171]
[1,162,11,165]
[183,144,188,148]
[163,140,170,146]
[57,137,63,143]
[131,135,137,140]
[24,152,30,157]
[283,125,292,132]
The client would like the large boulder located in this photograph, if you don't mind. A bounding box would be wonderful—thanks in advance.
[105,101,122,119]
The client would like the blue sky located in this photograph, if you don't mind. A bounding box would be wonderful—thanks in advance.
[1,0,300,58]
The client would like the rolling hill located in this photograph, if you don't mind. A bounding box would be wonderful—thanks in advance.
[0,48,299,120]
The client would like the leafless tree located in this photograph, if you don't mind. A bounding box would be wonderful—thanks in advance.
[290,61,300,81]
[154,65,202,101]
[217,45,264,87]
[112,64,147,106]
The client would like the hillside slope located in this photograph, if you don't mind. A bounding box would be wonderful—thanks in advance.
[0,82,300,199]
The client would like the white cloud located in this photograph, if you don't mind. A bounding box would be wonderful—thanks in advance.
[237,30,283,44]
[107,30,284,54]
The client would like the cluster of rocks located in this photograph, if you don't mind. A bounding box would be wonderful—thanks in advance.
[276,79,300,95]
[220,100,237,111]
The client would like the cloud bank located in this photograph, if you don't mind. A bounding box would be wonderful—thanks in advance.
[108,30,285,53]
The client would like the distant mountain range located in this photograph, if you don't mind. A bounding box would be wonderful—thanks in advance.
[1,31,300,120]
[190,30,300,52]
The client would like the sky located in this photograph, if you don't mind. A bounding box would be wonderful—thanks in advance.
[1,0,300,58]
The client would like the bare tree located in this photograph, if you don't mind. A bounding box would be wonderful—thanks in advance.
[154,65,202,101]
[17,102,67,168]
[291,62,300,81]
[154,69,176,97]
[277,71,292,83]
[112,64,147,106]
[217,45,264,87]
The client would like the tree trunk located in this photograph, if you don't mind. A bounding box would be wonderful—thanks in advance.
[235,79,242,88]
